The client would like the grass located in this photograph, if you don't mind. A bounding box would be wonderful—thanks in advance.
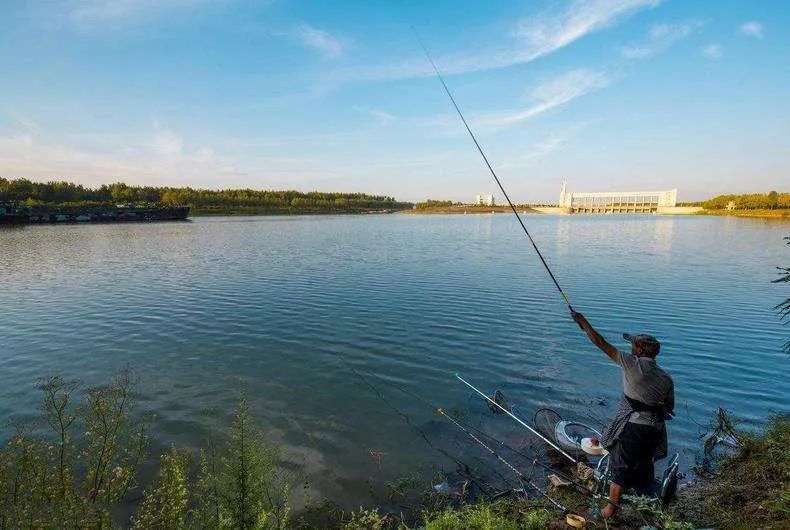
[676,415,790,529]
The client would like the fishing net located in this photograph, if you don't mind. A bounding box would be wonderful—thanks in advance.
[487,389,510,414]
[533,408,563,440]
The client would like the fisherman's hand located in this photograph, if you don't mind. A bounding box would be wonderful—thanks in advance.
[570,309,586,330]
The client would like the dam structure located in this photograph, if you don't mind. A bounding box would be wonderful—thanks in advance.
[558,180,678,214]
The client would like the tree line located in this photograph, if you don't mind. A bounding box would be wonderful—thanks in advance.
[0,178,412,213]
[700,191,789,210]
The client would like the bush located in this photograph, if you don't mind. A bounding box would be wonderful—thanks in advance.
[0,372,291,529]
[424,502,550,530]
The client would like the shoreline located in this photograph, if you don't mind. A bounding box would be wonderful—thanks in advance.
[398,206,790,219]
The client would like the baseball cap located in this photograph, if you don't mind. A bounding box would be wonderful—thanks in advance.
[623,333,661,356]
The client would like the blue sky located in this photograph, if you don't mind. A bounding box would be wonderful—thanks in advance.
[0,0,787,202]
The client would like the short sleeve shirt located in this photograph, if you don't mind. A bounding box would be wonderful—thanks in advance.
[618,349,674,411]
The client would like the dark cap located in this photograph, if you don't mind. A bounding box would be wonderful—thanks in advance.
[623,333,661,356]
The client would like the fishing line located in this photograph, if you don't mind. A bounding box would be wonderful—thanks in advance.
[414,31,573,310]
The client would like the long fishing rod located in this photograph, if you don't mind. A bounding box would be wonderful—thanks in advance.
[415,33,573,310]
[436,406,626,510]
[455,373,578,464]
[437,407,567,512]
[389,376,624,511]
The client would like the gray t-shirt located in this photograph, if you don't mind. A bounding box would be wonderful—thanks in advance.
[619,349,674,414]
[601,350,674,455]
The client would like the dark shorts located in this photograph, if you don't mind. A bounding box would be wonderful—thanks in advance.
[609,422,661,493]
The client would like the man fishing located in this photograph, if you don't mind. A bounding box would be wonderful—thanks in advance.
[570,310,674,519]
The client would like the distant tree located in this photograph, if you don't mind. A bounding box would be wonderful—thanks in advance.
[768,190,779,210]
[702,192,790,210]
[0,177,413,213]
[415,200,453,209]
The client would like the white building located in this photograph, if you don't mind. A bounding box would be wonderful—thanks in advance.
[558,180,677,214]
[475,194,495,206]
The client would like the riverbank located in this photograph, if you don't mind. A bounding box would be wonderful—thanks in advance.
[699,208,790,218]
[330,413,789,529]
[3,371,785,529]
[190,206,406,216]
[400,206,790,219]
[400,205,540,214]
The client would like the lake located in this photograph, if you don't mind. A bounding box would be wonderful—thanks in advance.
[1,214,787,509]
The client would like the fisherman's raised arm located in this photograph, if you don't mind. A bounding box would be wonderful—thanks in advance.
[570,310,619,363]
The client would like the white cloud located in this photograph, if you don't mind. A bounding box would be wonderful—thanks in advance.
[702,44,722,60]
[69,0,213,23]
[619,20,701,59]
[341,0,660,82]
[512,0,661,61]
[151,129,184,156]
[292,24,345,58]
[475,69,610,128]
[0,126,239,188]
[739,21,764,39]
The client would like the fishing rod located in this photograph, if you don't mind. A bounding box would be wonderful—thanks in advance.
[455,373,578,464]
[437,407,567,512]
[435,404,627,511]
[329,356,623,510]
[415,33,573,310]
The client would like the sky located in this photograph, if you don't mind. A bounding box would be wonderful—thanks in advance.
[0,0,788,202]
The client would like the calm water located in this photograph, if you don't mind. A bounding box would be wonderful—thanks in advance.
[1,214,788,507]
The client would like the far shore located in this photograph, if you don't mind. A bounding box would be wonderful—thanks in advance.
[399,205,790,219]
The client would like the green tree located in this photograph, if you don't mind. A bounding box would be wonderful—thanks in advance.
[219,387,287,529]
[132,446,190,529]
[768,190,779,209]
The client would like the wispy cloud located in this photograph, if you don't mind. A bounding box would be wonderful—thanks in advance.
[739,21,764,39]
[340,0,660,82]
[702,44,722,60]
[151,128,184,156]
[0,125,240,188]
[475,69,610,128]
[291,24,346,58]
[352,107,396,126]
[68,0,214,23]
[619,21,701,59]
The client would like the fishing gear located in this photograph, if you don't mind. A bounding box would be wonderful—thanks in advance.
[487,389,510,414]
[329,354,626,511]
[455,373,578,464]
[415,33,573,310]
[437,408,568,513]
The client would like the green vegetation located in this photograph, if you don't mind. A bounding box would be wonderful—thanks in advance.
[0,370,291,529]
[0,178,412,214]
[676,415,790,530]
[423,502,550,530]
[700,191,790,210]
[415,200,456,209]
[1,368,788,528]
